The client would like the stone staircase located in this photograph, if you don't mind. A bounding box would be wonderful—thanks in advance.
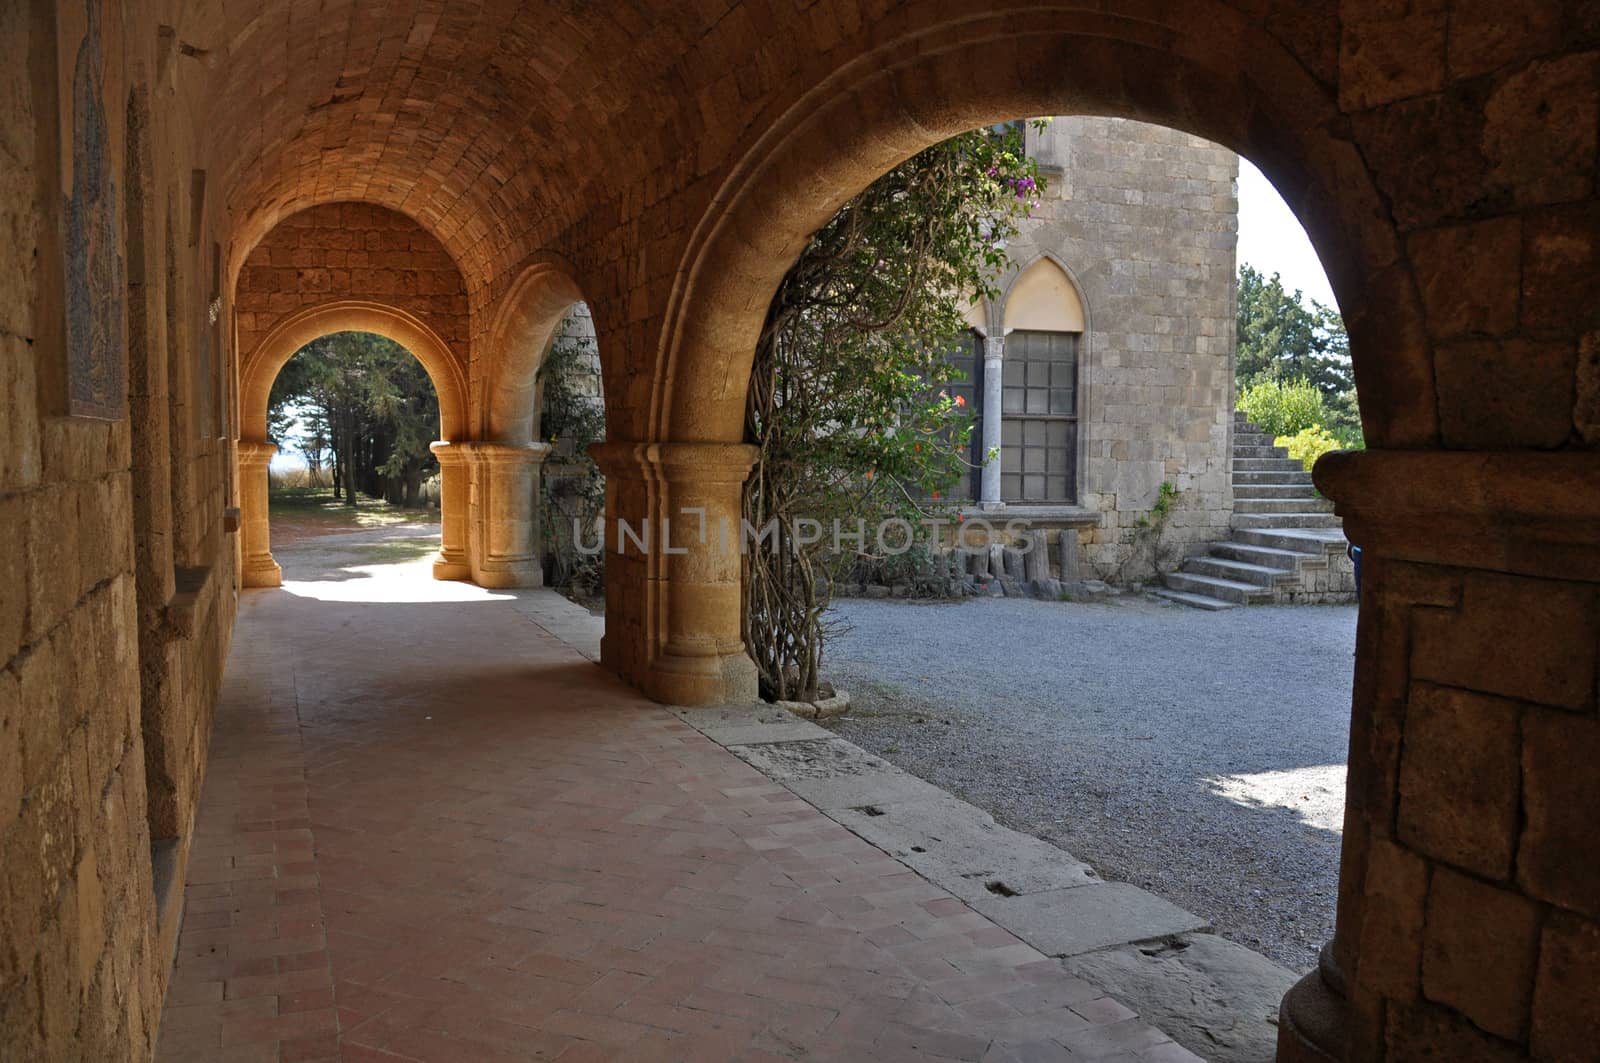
[1157,412,1354,609]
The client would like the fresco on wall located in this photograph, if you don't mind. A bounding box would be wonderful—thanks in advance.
[65,0,126,420]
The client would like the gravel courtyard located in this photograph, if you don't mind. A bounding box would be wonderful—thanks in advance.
[821,594,1358,973]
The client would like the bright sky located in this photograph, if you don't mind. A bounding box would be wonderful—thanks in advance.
[1237,158,1339,311]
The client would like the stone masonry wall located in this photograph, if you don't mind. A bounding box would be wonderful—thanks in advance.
[2,2,239,1059]
[996,117,1239,582]
[1350,558,1600,1061]
[235,203,470,374]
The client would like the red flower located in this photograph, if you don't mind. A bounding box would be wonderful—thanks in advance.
[954,395,967,408]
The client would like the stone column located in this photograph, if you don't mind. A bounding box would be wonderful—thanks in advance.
[1277,448,1600,1063]
[591,441,759,706]
[428,441,472,580]
[237,440,281,588]
[980,332,1005,509]
[460,441,550,588]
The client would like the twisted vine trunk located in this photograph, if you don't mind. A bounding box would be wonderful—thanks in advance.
[742,311,828,703]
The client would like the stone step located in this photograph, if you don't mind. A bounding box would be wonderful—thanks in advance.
[1186,556,1294,588]
[1233,511,1345,530]
[1153,588,1238,611]
[1233,432,1276,447]
[1233,443,1290,459]
[1232,526,1348,553]
[1232,483,1320,499]
[1235,497,1335,516]
[1163,571,1272,605]
[1212,541,1319,571]
[1233,470,1313,485]
[1234,457,1307,473]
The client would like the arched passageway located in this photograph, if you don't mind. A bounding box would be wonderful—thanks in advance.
[6,5,1598,1063]
[599,17,1597,1063]
[236,303,469,586]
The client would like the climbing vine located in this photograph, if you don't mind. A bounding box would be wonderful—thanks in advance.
[743,123,1044,702]
[539,314,606,596]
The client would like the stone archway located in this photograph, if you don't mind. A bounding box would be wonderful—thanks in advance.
[236,301,469,587]
[481,255,588,446]
[606,5,1422,708]
[596,12,1597,1063]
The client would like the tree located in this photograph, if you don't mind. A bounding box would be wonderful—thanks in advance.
[266,331,440,505]
[743,124,1041,702]
[1235,265,1360,442]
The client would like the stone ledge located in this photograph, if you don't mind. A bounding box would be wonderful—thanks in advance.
[1316,449,1600,581]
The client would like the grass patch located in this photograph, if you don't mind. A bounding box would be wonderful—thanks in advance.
[269,486,438,533]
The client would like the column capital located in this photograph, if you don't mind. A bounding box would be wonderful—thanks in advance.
[1316,449,1600,582]
[983,334,1005,363]
[238,440,278,467]
[429,439,469,466]
[435,440,552,466]
[590,441,759,484]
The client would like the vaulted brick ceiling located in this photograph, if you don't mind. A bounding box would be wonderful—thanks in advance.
[210,0,774,292]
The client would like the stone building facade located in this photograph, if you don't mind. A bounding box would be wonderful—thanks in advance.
[953,117,1239,581]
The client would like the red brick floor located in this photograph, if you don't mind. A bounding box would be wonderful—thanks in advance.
[154,579,1198,1062]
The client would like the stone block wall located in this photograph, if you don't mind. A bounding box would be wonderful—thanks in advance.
[997,117,1239,581]
[1,4,239,1058]
[235,203,470,371]
[1346,558,1600,1060]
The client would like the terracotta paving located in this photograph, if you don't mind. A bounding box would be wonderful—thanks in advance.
[154,562,1199,1062]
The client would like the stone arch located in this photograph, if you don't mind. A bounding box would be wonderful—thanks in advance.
[615,14,1435,1057]
[239,300,467,442]
[235,301,469,587]
[651,7,1425,450]
[480,255,588,445]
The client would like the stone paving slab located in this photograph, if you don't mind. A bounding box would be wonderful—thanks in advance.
[972,883,1212,958]
[672,704,834,745]
[831,799,1100,904]
[508,588,604,661]
[784,768,955,811]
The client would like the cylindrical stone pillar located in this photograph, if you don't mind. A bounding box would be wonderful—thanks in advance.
[428,441,471,581]
[591,440,759,706]
[237,440,282,587]
[460,441,550,589]
[980,333,1005,509]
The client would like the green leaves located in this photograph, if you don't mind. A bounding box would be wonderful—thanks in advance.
[267,330,440,500]
[743,123,1042,700]
[1236,265,1361,444]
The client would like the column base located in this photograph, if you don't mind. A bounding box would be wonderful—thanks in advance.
[471,558,543,589]
[1276,963,1346,1063]
[242,556,282,588]
[432,552,471,581]
[640,649,759,706]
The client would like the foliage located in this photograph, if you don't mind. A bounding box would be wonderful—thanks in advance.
[538,314,607,595]
[1236,265,1362,443]
[1275,425,1343,473]
[744,122,1043,702]
[267,331,440,507]
[1237,377,1329,439]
